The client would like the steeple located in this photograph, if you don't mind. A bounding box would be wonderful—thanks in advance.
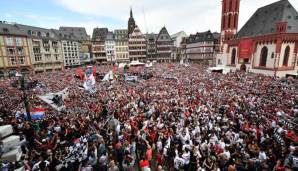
[128,7,136,36]
[130,7,133,18]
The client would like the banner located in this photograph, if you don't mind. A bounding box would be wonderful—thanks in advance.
[239,39,253,59]
[83,74,97,93]
[38,88,69,111]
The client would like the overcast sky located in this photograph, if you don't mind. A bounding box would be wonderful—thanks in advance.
[1,0,298,36]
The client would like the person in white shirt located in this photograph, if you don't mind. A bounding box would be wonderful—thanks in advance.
[174,153,185,170]
[258,149,267,163]
[182,148,190,170]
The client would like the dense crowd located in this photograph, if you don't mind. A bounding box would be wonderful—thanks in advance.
[0,64,298,171]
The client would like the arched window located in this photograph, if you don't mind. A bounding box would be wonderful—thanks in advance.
[234,14,238,28]
[228,14,232,28]
[260,46,268,67]
[231,48,236,64]
[229,0,233,11]
[282,46,290,66]
[222,16,226,30]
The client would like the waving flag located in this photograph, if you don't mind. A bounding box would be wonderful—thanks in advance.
[76,68,84,80]
[24,108,45,120]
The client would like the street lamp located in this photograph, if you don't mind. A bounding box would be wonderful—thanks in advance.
[16,73,31,122]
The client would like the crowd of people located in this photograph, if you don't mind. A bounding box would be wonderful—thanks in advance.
[0,63,298,171]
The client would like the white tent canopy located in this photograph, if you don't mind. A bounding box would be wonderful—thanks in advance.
[129,61,145,66]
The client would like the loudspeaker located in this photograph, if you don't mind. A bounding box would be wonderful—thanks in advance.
[0,125,13,138]
[0,146,22,162]
[1,135,20,152]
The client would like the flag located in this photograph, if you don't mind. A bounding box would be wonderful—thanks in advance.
[25,108,45,120]
[83,74,97,93]
[38,88,69,111]
[76,68,84,80]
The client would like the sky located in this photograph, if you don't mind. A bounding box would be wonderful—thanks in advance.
[1,0,298,36]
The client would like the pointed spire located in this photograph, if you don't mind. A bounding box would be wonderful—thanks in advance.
[130,7,133,18]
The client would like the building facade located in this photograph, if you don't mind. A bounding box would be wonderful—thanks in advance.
[52,29,80,67]
[217,0,298,77]
[0,22,32,76]
[106,31,115,62]
[92,28,108,63]
[16,24,64,73]
[186,30,217,64]
[156,27,174,62]
[114,29,129,62]
[145,33,157,60]
[128,25,147,61]
[171,31,188,61]
[59,27,92,64]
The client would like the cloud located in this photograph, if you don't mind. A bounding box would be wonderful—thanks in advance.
[54,0,298,35]
[23,14,61,21]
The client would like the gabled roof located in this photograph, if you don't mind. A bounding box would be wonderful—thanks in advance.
[92,28,108,41]
[237,0,298,38]
[156,27,172,42]
[0,22,25,36]
[187,30,214,43]
[59,27,90,41]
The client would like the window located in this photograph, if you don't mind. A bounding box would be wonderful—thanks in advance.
[10,57,17,65]
[7,48,15,55]
[282,46,290,66]
[15,38,22,46]
[34,54,42,61]
[19,56,25,64]
[271,52,274,59]
[3,28,9,33]
[228,14,232,28]
[234,14,238,28]
[5,37,13,46]
[259,46,268,67]
[17,48,24,55]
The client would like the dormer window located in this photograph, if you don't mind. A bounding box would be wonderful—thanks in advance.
[46,33,50,37]
[3,28,9,33]
[37,32,41,36]
[28,30,31,35]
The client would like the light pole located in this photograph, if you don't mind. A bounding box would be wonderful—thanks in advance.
[17,73,31,122]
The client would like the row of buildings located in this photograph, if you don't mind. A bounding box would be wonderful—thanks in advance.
[217,0,298,77]
[0,8,221,76]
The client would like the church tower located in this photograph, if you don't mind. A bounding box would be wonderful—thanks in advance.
[220,0,240,51]
[128,8,136,36]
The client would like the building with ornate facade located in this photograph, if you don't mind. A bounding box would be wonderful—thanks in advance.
[114,29,129,62]
[128,25,147,61]
[92,28,108,63]
[156,27,174,62]
[216,0,298,77]
[16,24,64,73]
[0,22,32,76]
[185,30,217,65]
[145,33,157,60]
